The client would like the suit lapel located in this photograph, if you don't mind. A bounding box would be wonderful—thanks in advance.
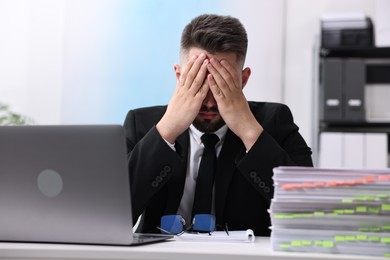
[215,130,244,223]
[175,131,189,160]
[163,130,189,215]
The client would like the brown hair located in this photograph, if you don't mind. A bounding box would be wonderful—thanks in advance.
[180,14,248,66]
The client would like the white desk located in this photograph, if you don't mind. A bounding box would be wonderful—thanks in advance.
[0,238,386,260]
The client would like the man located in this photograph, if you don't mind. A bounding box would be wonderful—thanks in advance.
[124,14,313,236]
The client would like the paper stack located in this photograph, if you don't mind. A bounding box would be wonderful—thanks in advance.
[270,167,390,258]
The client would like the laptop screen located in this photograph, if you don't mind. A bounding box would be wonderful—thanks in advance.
[0,125,134,245]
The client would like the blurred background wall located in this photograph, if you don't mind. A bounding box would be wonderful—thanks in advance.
[1,0,389,151]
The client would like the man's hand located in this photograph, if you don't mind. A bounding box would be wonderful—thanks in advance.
[157,54,209,144]
[207,58,263,151]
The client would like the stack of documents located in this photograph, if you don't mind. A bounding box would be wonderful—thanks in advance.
[270,167,390,258]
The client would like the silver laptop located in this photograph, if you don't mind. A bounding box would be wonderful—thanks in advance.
[0,125,172,245]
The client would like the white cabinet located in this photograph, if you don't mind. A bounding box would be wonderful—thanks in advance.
[319,132,388,168]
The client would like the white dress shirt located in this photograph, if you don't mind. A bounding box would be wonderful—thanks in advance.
[176,124,228,226]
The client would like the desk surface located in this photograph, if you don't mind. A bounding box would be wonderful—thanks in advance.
[0,237,387,260]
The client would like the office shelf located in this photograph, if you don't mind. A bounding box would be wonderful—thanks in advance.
[314,46,390,168]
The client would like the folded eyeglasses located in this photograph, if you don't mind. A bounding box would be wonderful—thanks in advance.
[157,214,229,236]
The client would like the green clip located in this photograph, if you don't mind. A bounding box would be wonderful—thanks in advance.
[343,209,355,214]
[377,194,389,200]
[368,207,380,214]
[356,234,367,241]
[344,235,355,241]
[382,225,390,231]
[279,243,291,249]
[381,204,390,211]
[354,196,364,201]
[368,236,380,242]
[274,213,286,219]
[291,240,302,247]
[322,241,334,248]
[358,227,370,232]
[355,206,367,213]
[293,213,312,218]
[381,237,390,244]
[370,227,381,232]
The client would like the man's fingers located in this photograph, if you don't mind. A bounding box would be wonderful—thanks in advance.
[197,77,210,99]
[207,74,223,98]
[220,60,241,88]
[183,54,207,89]
[189,59,209,95]
[180,55,197,87]
[207,60,228,94]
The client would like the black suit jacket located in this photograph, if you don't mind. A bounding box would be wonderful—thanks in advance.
[123,101,313,236]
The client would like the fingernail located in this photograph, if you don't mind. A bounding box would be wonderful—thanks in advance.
[199,53,206,58]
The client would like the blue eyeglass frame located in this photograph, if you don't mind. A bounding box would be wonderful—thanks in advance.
[159,214,216,235]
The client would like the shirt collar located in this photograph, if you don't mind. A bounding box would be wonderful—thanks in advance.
[189,124,228,146]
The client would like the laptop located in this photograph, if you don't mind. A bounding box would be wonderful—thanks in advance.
[0,125,172,245]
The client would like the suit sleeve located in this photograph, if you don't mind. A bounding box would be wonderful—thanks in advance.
[236,104,313,202]
[123,110,186,221]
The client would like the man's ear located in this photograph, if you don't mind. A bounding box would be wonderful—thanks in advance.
[174,64,181,81]
[241,67,251,89]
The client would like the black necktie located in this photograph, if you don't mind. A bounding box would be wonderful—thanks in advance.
[192,133,219,217]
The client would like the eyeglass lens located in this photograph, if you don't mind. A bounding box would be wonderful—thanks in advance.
[160,214,216,234]
[193,214,216,232]
[160,215,185,234]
